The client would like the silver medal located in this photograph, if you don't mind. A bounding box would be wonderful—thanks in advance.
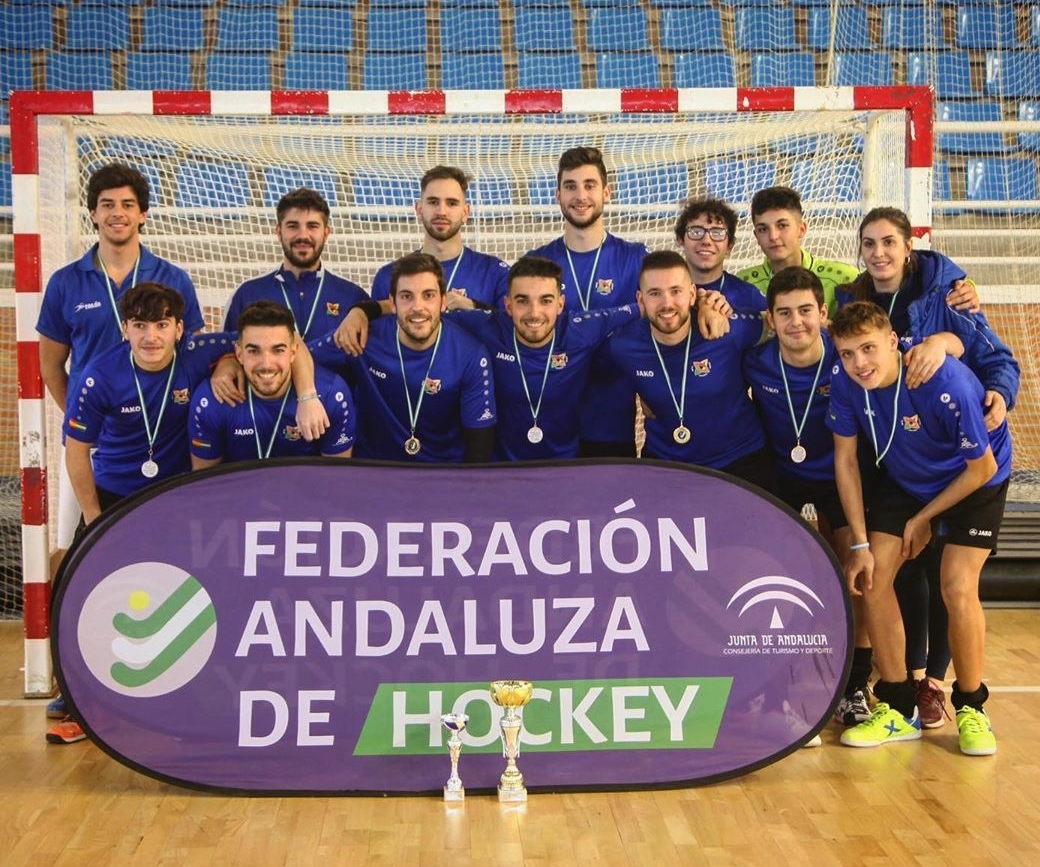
[527,425,544,444]
[790,444,807,464]
[404,436,421,456]
[141,459,159,478]
[673,425,691,445]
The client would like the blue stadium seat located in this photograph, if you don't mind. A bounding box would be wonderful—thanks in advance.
[0,51,35,97]
[527,175,558,206]
[807,6,873,50]
[937,101,1007,154]
[588,8,650,52]
[514,7,575,51]
[0,6,53,50]
[46,52,113,90]
[367,5,426,52]
[127,52,194,90]
[750,53,815,87]
[985,52,1040,98]
[1033,7,1040,46]
[660,8,724,52]
[881,6,943,50]
[517,52,583,89]
[205,54,272,89]
[285,53,350,90]
[65,6,130,50]
[440,6,502,52]
[512,0,570,7]
[704,159,776,209]
[441,52,506,89]
[595,53,660,88]
[933,158,951,200]
[468,176,513,207]
[0,158,11,209]
[673,53,736,88]
[965,157,1040,212]
[352,173,417,212]
[832,52,893,86]
[175,159,251,209]
[292,7,353,51]
[362,52,428,89]
[956,4,1018,49]
[263,167,340,208]
[790,158,862,208]
[141,6,205,52]
[735,7,798,51]
[215,7,280,52]
[614,164,689,217]
[648,0,712,6]
[906,51,976,98]
[1020,102,1040,152]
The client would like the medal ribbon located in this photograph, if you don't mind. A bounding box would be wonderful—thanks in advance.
[129,350,176,461]
[279,267,326,341]
[779,337,826,449]
[864,353,903,467]
[248,386,292,460]
[397,324,444,440]
[512,328,556,431]
[650,326,692,431]
[98,251,141,336]
[563,236,605,312]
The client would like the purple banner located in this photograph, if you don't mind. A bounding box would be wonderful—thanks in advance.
[54,460,849,793]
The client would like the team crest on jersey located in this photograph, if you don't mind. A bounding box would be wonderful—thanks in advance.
[596,279,614,296]
[172,388,190,405]
[284,424,302,441]
[550,352,569,369]
[817,383,831,398]
[691,359,712,377]
[902,414,921,432]
[326,302,340,317]
[424,378,442,395]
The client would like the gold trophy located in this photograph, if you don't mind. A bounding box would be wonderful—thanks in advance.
[440,713,469,802]
[490,680,533,803]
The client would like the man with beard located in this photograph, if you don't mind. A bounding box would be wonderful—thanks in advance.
[190,301,355,467]
[368,166,510,310]
[310,253,496,462]
[525,146,650,457]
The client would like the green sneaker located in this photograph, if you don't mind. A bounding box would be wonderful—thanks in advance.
[956,706,996,756]
[840,702,922,748]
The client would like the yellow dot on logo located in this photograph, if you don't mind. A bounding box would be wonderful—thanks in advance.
[128,590,151,611]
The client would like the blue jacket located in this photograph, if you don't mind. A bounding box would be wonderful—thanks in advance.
[837,249,1020,409]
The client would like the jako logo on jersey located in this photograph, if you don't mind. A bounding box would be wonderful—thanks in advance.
[77,562,217,698]
[74,301,103,313]
[424,378,442,395]
[368,367,387,379]
[172,388,190,405]
[233,428,255,436]
[595,279,613,296]
[120,405,142,414]
[636,369,655,378]
[760,384,779,395]
[496,351,516,362]
[284,425,301,441]
[691,359,712,377]
[326,302,340,317]
[902,414,921,432]
[551,353,568,369]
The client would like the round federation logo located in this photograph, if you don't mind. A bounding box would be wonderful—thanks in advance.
[77,562,217,697]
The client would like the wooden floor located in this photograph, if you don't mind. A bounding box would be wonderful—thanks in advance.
[2,610,1040,867]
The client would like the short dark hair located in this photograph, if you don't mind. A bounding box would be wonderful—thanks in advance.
[420,165,471,194]
[829,300,892,341]
[87,162,150,213]
[236,300,297,336]
[639,249,689,281]
[120,282,184,323]
[276,187,330,223]
[557,146,608,187]
[390,252,446,298]
[674,197,737,244]
[508,256,563,292]
[766,267,825,310]
[750,186,802,221]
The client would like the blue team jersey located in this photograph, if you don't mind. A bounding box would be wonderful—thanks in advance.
[700,271,768,315]
[449,304,641,460]
[63,333,234,496]
[224,267,367,342]
[827,354,1012,502]
[37,244,205,411]
[309,317,495,462]
[608,313,766,468]
[189,365,355,463]
[370,247,510,308]
[526,234,649,443]
[743,336,838,483]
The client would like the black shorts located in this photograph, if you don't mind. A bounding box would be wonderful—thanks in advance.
[720,447,778,496]
[776,474,848,530]
[867,477,1009,551]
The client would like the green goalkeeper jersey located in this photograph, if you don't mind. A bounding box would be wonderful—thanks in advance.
[737,248,859,318]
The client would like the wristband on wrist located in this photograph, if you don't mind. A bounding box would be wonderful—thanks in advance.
[297,392,319,402]
[849,541,870,551]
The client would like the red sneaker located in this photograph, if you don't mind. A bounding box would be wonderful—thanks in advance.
[46,716,87,745]
[915,679,949,729]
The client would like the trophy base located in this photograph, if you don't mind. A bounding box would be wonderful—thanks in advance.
[498,785,528,803]
[443,786,465,802]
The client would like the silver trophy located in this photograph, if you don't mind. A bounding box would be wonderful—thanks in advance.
[440,713,469,801]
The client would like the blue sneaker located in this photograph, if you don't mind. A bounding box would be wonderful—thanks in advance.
[840,702,922,748]
[46,695,66,719]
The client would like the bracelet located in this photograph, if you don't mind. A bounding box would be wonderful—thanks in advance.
[297,392,319,402]
[849,542,870,551]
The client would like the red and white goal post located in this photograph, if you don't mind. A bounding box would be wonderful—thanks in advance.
[9,85,932,695]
